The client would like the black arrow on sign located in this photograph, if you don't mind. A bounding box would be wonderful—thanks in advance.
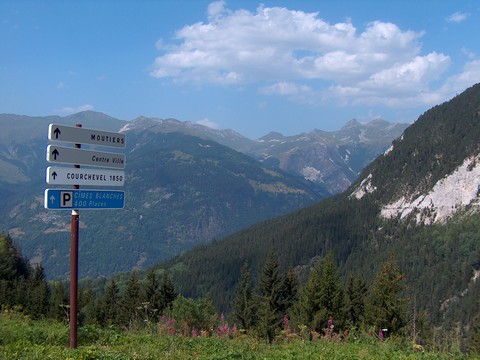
[53,127,61,139]
[52,148,59,160]
[52,171,57,180]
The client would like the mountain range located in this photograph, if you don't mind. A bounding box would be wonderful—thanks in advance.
[0,111,404,279]
[155,83,480,334]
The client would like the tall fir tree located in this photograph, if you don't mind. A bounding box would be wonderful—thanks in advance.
[295,252,344,331]
[346,272,367,327]
[294,259,320,329]
[0,233,31,309]
[143,269,162,322]
[256,252,283,343]
[279,267,298,317]
[160,271,178,313]
[367,257,407,335]
[102,278,121,326]
[159,272,177,314]
[27,265,51,319]
[317,252,344,329]
[233,261,255,331]
[49,281,69,322]
[119,271,142,327]
[79,283,97,326]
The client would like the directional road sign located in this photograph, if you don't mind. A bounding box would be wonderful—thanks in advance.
[46,145,126,169]
[48,124,125,148]
[46,166,125,186]
[44,189,125,210]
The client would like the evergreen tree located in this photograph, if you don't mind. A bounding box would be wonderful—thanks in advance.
[367,257,407,335]
[346,272,367,327]
[295,253,344,331]
[279,267,298,316]
[256,252,283,343]
[159,272,177,313]
[0,233,31,309]
[0,234,30,281]
[102,278,121,326]
[143,269,161,322]
[119,271,142,327]
[27,265,51,319]
[49,281,69,322]
[233,261,255,331]
[294,259,321,329]
[79,283,97,325]
[317,252,345,329]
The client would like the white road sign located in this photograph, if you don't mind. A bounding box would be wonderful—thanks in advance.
[48,124,125,148]
[46,166,125,186]
[46,145,126,169]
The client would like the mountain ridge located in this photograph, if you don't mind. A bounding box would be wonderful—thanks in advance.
[154,83,480,333]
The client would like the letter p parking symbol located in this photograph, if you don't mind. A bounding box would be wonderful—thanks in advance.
[61,191,73,208]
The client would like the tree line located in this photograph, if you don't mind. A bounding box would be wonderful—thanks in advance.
[1,232,479,352]
[232,251,411,344]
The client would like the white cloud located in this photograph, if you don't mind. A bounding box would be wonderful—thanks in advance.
[446,11,469,23]
[54,104,94,114]
[150,2,476,110]
[151,5,425,86]
[207,0,227,21]
[259,82,312,95]
[438,60,480,95]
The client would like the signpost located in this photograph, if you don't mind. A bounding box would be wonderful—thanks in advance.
[46,166,125,186]
[47,145,126,169]
[44,123,126,349]
[48,124,125,148]
[44,189,125,209]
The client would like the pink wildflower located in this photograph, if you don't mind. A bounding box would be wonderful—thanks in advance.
[283,315,290,334]
[191,327,198,337]
[327,316,334,329]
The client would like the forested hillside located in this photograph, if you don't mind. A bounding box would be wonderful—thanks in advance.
[155,83,480,345]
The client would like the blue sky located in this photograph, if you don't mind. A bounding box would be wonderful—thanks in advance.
[1,0,479,138]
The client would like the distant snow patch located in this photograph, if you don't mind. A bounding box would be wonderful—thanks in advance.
[384,144,394,155]
[381,155,480,224]
[302,166,321,182]
[350,173,376,199]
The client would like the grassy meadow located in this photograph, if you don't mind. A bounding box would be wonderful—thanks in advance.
[1,311,475,360]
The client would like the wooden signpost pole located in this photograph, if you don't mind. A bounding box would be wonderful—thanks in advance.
[69,124,81,349]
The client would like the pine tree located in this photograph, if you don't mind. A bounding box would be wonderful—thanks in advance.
[79,283,97,325]
[233,261,255,331]
[159,272,177,314]
[295,253,344,331]
[49,281,69,322]
[27,265,51,319]
[143,269,161,322]
[279,267,298,316]
[367,257,407,335]
[0,233,31,309]
[102,278,120,326]
[294,259,321,329]
[317,252,344,329]
[119,271,142,327]
[256,252,283,343]
[346,272,367,327]
[0,234,30,281]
